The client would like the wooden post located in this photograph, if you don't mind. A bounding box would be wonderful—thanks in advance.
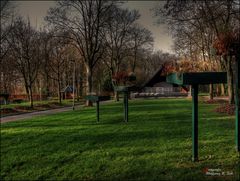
[192,84,198,161]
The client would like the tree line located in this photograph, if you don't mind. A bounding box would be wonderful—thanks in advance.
[154,0,240,104]
[2,1,237,107]
[1,0,176,107]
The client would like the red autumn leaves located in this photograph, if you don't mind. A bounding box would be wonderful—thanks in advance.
[213,29,240,56]
[215,104,235,115]
[112,71,136,86]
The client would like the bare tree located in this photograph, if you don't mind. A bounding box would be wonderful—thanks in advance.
[155,0,240,103]
[104,7,140,74]
[47,36,70,104]
[129,24,154,72]
[0,0,15,63]
[0,0,14,19]
[0,1,21,96]
[8,17,42,107]
[39,29,54,97]
[45,0,116,106]
[103,6,140,100]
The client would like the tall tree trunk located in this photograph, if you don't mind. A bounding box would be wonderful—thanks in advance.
[86,66,93,106]
[113,80,119,102]
[76,77,79,101]
[110,68,119,102]
[209,84,213,100]
[225,56,234,104]
[216,85,220,96]
[29,86,33,108]
[24,82,30,102]
[221,84,225,96]
[58,80,62,104]
[132,48,137,73]
[79,77,83,97]
[114,91,119,101]
[111,79,120,101]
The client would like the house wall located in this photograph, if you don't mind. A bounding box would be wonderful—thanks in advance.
[131,80,188,98]
[153,82,174,88]
[144,81,180,94]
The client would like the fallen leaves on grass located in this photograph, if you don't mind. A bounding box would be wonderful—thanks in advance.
[0,108,19,114]
[204,99,227,104]
[14,105,34,111]
[214,104,235,115]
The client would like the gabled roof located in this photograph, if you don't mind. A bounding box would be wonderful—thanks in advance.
[142,66,189,91]
[143,66,166,87]
[61,85,75,93]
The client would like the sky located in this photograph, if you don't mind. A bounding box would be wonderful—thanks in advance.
[14,1,173,53]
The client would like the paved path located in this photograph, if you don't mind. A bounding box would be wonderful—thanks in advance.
[1,106,81,124]
[1,100,115,124]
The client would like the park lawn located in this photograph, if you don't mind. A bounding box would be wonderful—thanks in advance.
[1,98,239,180]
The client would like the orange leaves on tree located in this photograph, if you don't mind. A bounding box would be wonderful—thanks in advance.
[178,60,194,73]
[161,62,176,76]
[112,71,136,86]
[213,29,240,56]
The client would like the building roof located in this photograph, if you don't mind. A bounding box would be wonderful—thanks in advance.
[143,66,166,87]
[142,66,189,91]
[61,85,75,93]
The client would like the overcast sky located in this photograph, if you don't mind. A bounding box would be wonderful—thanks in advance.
[14,1,173,53]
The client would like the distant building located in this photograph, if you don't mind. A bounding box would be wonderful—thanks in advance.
[132,66,188,98]
[61,85,75,99]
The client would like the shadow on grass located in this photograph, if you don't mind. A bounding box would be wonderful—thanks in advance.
[1,98,239,181]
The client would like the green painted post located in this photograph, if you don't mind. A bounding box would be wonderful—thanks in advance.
[192,84,198,161]
[96,101,99,122]
[236,54,239,152]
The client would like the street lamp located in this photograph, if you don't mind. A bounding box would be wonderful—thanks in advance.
[70,59,76,110]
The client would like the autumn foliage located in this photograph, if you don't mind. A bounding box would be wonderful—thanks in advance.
[215,104,235,115]
[213,30,240,56]
[112,71,136,86]
[161,62,176,76]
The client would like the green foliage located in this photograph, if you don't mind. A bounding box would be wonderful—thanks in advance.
[1,99,239,180]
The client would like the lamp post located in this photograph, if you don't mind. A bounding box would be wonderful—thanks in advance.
[39,78,42,101]
[70,59,76,110]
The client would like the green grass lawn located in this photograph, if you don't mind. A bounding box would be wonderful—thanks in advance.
[1,98,239,180]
